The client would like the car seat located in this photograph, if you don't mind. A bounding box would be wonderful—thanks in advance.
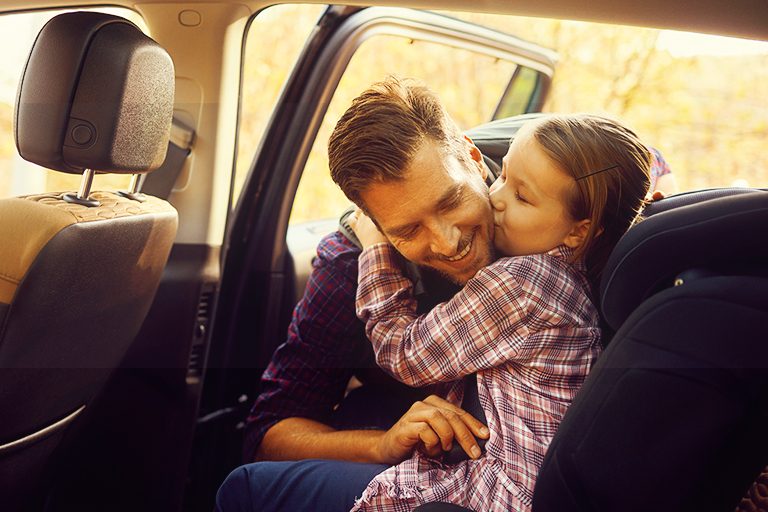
[533,188,768,511]
[413,188,768,512]
[0,12,177,509]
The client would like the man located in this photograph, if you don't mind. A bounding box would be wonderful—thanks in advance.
[219,78,676,511]
[218,77,499,511]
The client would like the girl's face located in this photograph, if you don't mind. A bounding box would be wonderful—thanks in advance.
[489,125,590,257]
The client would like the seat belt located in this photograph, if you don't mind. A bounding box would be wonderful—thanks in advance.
[141,117,195,199]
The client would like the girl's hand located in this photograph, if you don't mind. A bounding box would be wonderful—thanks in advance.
[350,208,388,248]
[646,190,665,202]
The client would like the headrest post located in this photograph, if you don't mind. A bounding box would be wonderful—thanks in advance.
[130,174,145,194]
[78,168,95,199]
[62,169,100,207]
[118,174,147,202]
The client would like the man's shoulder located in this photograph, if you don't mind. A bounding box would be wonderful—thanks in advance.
[316,230,361,263]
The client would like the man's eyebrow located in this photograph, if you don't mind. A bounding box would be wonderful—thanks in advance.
[436,184,464,211]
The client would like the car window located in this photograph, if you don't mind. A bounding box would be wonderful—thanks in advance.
[288,21,527,225]
[0,7,147,199]
[238,7,768,228]
[232,4,327,208]
[445,11,768,194]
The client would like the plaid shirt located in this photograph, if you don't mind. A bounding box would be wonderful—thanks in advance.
[650,147,672,191]
[243,230,456,461]
[353,244,602,512]
[243,231,367,460]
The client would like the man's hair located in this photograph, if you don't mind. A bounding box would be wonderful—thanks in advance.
[532,114,651,290]
[328,76,467,209]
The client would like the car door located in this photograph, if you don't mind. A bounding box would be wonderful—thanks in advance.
[190,5,556,508]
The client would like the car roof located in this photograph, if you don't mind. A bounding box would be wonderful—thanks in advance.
[0,0,766,42]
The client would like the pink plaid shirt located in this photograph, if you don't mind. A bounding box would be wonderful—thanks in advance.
[352,244,602,512]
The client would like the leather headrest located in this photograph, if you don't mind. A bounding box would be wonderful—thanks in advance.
[14,12,174,175]
[599,189,768,331]
[464,113,545,167]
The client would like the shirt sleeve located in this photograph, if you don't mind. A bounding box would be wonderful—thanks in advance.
[243,232,365,462]
[650,147,672,180]
[356,244,533,387]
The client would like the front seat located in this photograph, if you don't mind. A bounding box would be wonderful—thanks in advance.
[533,189,768,511]
[0,12,177,509]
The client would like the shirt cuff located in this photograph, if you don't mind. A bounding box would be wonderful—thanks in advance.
[359,243,401,279]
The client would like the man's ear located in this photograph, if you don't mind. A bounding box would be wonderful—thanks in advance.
[463,135,487,180]
[562,219,592,249]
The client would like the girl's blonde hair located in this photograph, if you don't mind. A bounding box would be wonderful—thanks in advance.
[532,114,651,291]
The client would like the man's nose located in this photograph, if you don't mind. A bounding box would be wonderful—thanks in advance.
[428,221,461,256]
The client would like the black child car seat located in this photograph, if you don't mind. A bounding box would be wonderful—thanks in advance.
[534,189,768,511]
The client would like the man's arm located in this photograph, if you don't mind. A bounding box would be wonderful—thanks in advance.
[257,397,489,464]
[243,232,364,462]
[256,418,384,462]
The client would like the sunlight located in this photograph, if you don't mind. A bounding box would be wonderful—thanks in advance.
[657,30,768,56]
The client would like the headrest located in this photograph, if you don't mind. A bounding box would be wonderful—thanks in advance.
[14,12,174,175]
[600,189,768,331]
[464,113,545,170]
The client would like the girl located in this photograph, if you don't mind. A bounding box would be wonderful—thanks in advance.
[349,114,651,511]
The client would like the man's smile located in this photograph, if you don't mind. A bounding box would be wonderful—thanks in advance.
[444,231,475,262]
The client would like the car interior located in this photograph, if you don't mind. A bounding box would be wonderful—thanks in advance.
[0,0,766,511]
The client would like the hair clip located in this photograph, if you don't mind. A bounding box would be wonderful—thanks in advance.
[576,164,620,181]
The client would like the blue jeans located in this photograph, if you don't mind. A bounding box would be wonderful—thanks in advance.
[215,459,388,512]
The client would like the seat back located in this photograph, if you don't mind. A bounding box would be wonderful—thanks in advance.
[533,190,768,511]
[0,12,177,508]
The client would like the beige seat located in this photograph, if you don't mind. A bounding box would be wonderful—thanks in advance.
[0,12,177,509]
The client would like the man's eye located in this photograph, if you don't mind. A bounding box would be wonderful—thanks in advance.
[397,227,419,240]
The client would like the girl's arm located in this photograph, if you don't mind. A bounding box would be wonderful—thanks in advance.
[356,243,532,386]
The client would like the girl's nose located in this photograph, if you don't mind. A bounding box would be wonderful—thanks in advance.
[490,187,505,212]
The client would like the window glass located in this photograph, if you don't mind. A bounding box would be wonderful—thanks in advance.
[233,4,326,207]
[443,11,768,193]
[290,34,520,225]
[493,66,541,119]
[0,8,147,199]
[245,7,768,228]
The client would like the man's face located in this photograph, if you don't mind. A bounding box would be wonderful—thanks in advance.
[360,138,495,284]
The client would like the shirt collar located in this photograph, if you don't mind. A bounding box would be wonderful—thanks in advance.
[547,244,586,271]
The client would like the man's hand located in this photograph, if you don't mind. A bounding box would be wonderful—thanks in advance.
[374,395,490,465]
[350,208,388,248]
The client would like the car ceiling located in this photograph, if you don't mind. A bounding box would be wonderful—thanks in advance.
[0,0,766,42]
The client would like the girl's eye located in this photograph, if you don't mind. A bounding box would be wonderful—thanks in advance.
[515,191,528,204]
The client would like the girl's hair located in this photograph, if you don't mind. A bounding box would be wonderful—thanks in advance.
[532,114,651,291]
